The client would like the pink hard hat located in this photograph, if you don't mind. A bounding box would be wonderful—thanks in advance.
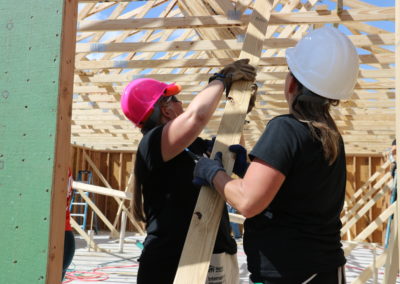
[121,78,181,127]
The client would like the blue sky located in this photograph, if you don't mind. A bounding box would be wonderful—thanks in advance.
[79,0,395,70]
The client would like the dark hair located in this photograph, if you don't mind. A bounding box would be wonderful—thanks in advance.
[140,95,172,135]
[290,73,341,165]
[132,95,174,222]
[131,156,146,222]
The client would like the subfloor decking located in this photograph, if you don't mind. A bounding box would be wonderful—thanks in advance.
[63,232,399,284]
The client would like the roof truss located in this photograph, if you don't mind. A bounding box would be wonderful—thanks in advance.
[72,0,396,155]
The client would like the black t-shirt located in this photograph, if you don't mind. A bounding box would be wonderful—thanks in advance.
[136,125,237,263]
[245,114,346,278]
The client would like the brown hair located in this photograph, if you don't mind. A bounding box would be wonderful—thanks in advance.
[131,156,146,222]
[291,74,341,165]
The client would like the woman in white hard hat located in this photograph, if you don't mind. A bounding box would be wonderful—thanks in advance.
[193,27,359,284]
[121,59,257,284]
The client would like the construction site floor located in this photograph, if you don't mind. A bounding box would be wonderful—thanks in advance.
[63,232,399,284]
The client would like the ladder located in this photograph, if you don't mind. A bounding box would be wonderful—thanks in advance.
[70,170,98,233]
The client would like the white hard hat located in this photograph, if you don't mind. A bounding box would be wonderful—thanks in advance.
[286,27,359,100]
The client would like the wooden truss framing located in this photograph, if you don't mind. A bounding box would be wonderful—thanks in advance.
[71,0,397,156]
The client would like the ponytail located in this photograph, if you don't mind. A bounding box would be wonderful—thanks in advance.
[291,74,341,165]
[131,156,146,222]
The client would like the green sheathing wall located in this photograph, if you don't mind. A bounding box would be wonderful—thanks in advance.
[0,1,66,283]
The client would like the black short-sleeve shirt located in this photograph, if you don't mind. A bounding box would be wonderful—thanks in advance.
[135,125,237,264]
[245,114,346,278]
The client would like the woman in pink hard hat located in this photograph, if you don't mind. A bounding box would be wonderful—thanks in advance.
[121,60,256,284]
[193,27,359,284]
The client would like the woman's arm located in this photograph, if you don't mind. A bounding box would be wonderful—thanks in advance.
[161,59,256,162]
[212,158,285,218]
[161,80,224,161]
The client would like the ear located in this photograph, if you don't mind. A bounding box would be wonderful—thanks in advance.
[160,104,175,120]
[287,74,298,95]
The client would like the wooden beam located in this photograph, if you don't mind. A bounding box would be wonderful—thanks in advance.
[73,54,395,83]
[70,218,109,253]
[341,180,391,236]
[46,1,78,283]
[75,38,291,54]
[337,0,343,14]
[76,187,120,237]
[78,15,244,31]
[72,181,132,200]
[344,202,396,256]
[174,1,276,283]
[77,8,395,32]
[75,2,129,61]
[228,212,245,224]
[75,33,395,54]
[73,55,395,76]
[178,0,238,60]
[352,252,387,284]
[341,161,390,220]
[395,0,400,277]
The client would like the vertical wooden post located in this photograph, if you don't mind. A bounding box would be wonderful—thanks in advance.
[385,0,400,281]
[0,1,78,283]
[174,1,276,283]
[47,2,78,281]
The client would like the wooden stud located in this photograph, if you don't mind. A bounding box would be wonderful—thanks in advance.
[395,0,400,277]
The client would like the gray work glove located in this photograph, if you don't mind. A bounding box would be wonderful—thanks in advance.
[193,152,226,188]
[209,59,257,97]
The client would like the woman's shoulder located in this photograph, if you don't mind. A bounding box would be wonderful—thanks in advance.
[140,125,164,143]
[138,125,164,153]
[268,114,302,128]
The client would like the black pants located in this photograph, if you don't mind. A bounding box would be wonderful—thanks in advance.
[62,230,76,280]
[137,256,180,284]
[252,266,346,284]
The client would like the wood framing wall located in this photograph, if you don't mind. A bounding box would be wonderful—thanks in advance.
[70,145,392,243]
[70,146,136,231]
[345,155,391,243]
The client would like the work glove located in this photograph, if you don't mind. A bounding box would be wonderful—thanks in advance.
[193,152,226,188]
[209,59,257,97]
[192,144,249,188]
[247,83,258,114]
[229,144,249,178]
